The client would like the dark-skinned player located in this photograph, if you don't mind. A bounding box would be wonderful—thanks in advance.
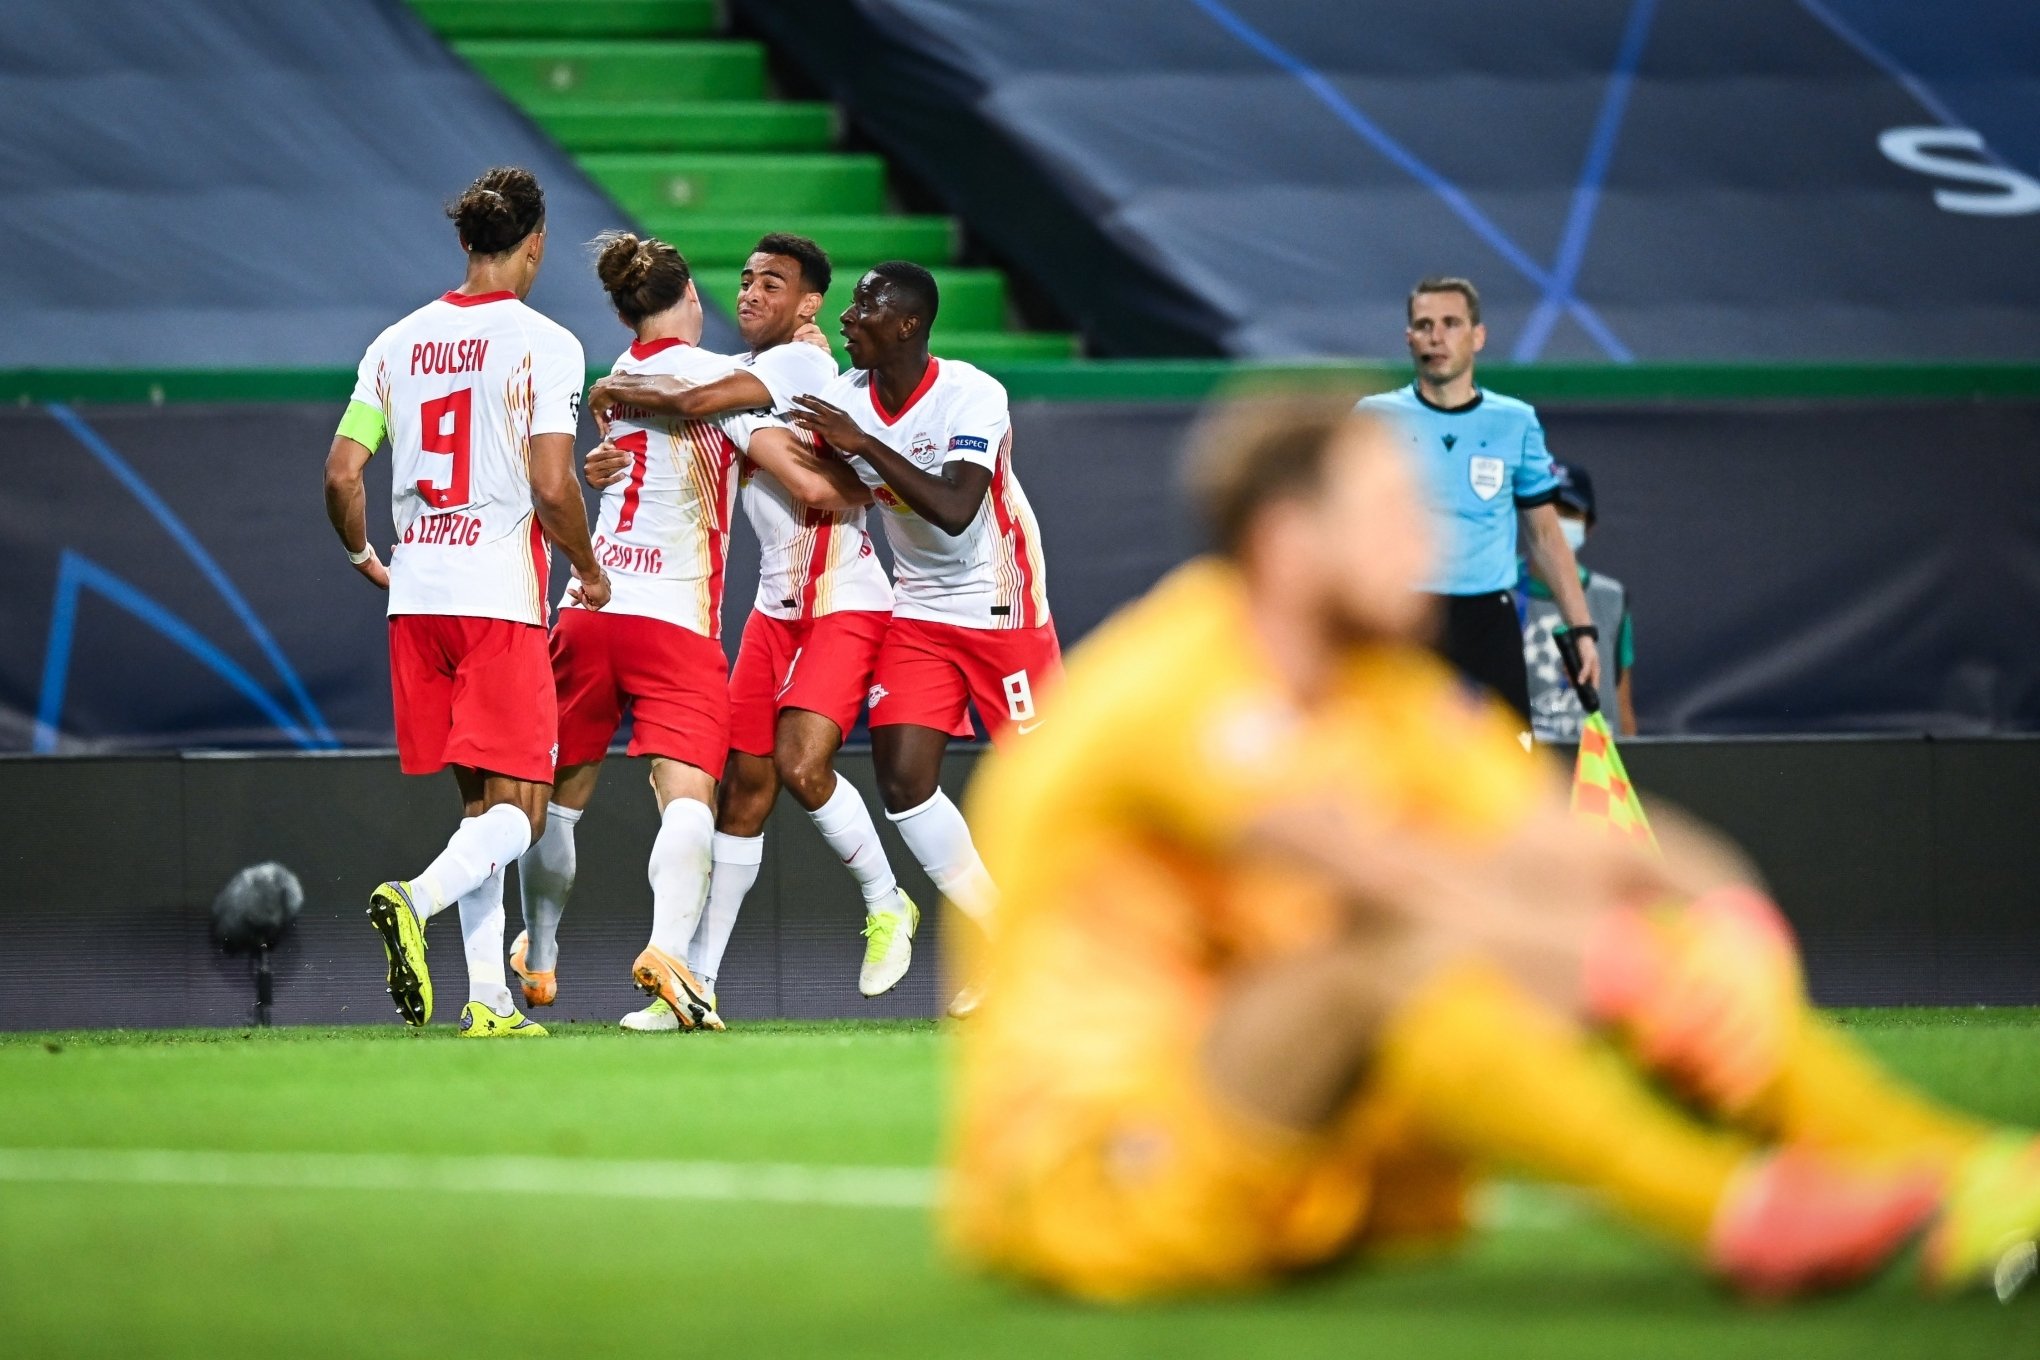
[790,263,1060,1014]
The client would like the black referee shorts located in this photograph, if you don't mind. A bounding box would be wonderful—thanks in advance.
[1429,590,1531,723]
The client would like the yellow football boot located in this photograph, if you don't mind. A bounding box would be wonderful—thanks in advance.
[456,1000,548,1038]
[366,881,433,1027]
[1924,1133,2040,1300]
[859,892,919,997]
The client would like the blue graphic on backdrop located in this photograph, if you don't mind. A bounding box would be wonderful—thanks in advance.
[33,405,335,753]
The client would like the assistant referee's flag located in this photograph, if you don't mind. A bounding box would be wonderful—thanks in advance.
[1553,626,1658,852]
[1572,712,1657,852]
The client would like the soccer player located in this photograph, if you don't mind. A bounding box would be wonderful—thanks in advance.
[322,167,604,1038]
[509,232,873,1032]
[790,263,1060,1007]
[1359,277,1600,738]
[948,400,2040,1301]
[577,237,919,1022]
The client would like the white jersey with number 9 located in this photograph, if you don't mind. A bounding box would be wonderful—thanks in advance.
[349,290,586,625]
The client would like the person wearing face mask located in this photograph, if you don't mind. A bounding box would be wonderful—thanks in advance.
[1521,462,1636,741]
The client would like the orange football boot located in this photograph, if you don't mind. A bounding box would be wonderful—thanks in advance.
[631,944,719,1031]
[508,930,557,1008]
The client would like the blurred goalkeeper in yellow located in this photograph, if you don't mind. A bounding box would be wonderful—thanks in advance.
[945,401,2039,1303]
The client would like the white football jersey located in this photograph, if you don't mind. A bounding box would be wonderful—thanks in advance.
[561,337,770,638]
[737,342,892,621]
[351,290,585,624]
[824,358,1049,630]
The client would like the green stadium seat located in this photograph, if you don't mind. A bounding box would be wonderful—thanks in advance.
[699,265,1008,333]
[456,40,765,103]
[524,101,837,153]
[436,13,1082,364]
[414,0,717,39]
[579,153,889,218]
[933,331,1081,364]
[634,215,959,269]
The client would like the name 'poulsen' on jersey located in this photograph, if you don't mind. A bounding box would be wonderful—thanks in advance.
[411,339,491,375]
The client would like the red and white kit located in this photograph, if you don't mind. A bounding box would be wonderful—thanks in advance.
[821,357,1060,744]
[351,289,584,782]
[553,337,773,778]
[727,342,894,754]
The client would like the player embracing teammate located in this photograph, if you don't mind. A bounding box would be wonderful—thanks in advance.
[509,232,873,1031]
[791,263,1062,1012]
[330,175,1055,1026]
[323,167,604,1037]
[584,238,927,1028]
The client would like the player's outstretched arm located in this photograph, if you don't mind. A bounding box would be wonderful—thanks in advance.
[529,431,610,609]
[322,434,388,590]
[744,427,872,512]
[790,394,989,535]
[590,370,775,426]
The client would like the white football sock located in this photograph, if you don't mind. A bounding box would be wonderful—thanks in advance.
[457,854,513,1014]
[516,801,580,971]
[648,797,716,958]
[688,831,764,994]
[810,774,900,910]
[887,790,998,925]
[414,803,533,920]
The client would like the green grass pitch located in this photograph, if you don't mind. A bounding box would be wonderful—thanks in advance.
[3,1010,2037,1358]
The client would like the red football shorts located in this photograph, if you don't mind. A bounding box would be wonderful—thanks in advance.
[728,608,890,757]
[388,613,557,783]
[867,616,1063,747]
[549,608,730,778]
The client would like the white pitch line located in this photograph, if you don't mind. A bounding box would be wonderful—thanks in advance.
[0,1147,938,1210]
[0,1148,1585,1231]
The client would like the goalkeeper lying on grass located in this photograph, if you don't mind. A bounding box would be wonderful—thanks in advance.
[945,400,2037,1304]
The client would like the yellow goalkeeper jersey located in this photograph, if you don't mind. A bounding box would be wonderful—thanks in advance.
[966,555,1549,973]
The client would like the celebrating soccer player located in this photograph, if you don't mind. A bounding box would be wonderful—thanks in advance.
[322,167,605,1037]
[580,237,921,1023]
[790,264,1061,1014]
[508,232,874,1032]
[1359,277,1600,740]
[947,400,2040,1302]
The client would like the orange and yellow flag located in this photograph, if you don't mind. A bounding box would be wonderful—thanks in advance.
[1571,711,1658,852]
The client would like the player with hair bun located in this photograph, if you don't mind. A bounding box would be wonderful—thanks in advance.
[582,234,923,1022]
[507,232,875,1031]
[322,166,604,1038]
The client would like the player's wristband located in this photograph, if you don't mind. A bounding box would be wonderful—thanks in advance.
[347,545,375,566]
[1557,623,1600,642]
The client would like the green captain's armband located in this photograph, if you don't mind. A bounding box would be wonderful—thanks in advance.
[336,399,386,452]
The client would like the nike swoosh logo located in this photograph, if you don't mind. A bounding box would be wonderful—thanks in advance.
[1016,721,1044,735]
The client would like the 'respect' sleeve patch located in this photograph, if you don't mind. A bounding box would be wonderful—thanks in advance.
[948,434,989,453]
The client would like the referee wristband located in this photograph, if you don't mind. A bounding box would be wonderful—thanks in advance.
[347,544,375,566]
[1558,623,1599,642]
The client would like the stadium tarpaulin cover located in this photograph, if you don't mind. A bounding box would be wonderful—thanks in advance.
[0,0,736,369]
[739,0,2040,361]
[4,398,2039,752]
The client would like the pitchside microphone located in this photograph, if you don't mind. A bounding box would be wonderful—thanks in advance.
[211,862,303,1027]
